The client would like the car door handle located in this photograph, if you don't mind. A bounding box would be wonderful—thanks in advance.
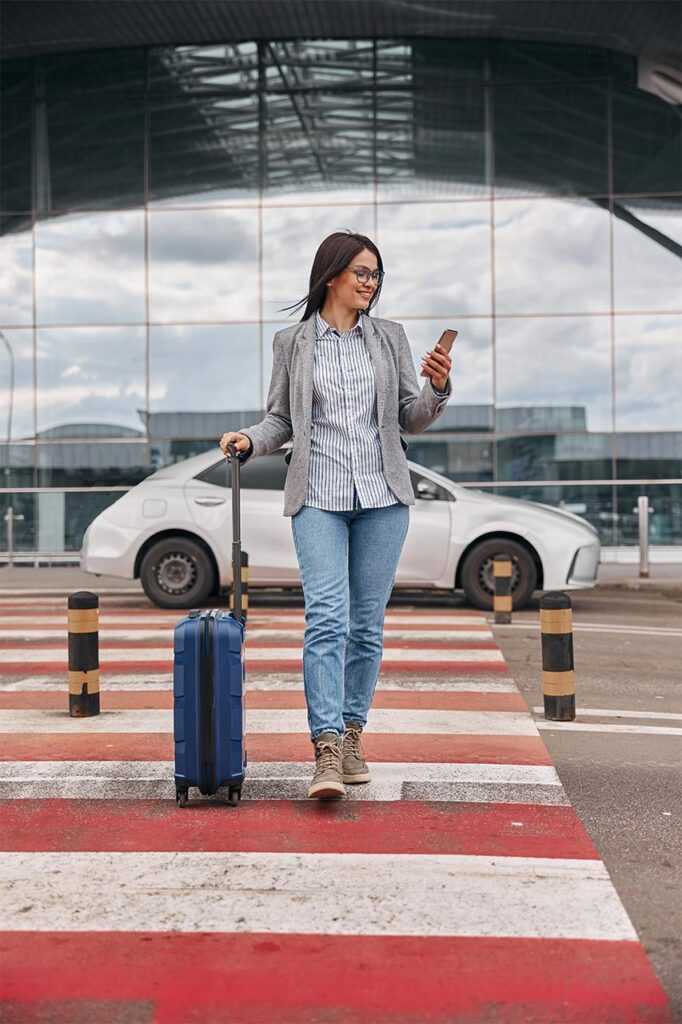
[193,497,226,507]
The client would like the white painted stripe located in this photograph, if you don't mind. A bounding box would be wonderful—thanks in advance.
[0,760,566,802]
[0,647,505,665]
[0,708,539,736]
[0,675,518,693]
[0,628,494,642]
[0,760,562,785]
[533,706,682,722]
[493,621,682,639]
[0,674,173,690]
[537,721,682,736]
[0,851,636,940]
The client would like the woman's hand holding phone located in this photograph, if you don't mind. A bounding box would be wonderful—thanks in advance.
[420,329,456,392]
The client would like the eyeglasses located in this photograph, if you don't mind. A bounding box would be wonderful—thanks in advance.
[348,266,384,286]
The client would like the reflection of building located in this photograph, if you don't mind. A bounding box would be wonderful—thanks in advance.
[1,2,681,555]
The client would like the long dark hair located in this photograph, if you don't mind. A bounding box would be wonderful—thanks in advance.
[281,231,384,321]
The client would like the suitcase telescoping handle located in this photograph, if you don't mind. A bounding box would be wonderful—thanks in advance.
[225,443,244,621]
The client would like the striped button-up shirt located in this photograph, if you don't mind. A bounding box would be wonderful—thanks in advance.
[304,311,398,511]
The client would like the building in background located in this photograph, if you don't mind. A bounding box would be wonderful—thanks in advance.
[1,1,681,559]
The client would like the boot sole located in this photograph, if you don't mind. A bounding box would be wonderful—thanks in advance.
[308,781,345,799]
[343,772,371,784]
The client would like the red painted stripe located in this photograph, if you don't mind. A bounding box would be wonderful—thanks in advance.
[0,933,670,1023]
[0,690,527,712]
[0,800,599,859]
[0,733,552,765]
[0,618,491,634]
[0,658,508,675]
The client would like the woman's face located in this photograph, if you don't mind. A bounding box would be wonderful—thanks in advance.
[327,247,380,311]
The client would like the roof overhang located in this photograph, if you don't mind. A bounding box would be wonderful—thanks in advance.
[2,0,681,61]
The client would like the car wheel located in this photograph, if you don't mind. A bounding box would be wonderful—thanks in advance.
[139,536,216,609]
[460,539,538,611]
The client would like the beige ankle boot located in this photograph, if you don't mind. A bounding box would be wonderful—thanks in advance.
[342,722,371,784]
[308,731,345,799]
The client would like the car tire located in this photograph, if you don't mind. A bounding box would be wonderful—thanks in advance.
[139,536,216,609]
[460,538,538,611]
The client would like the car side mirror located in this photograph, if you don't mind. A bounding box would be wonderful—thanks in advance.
[416,480,439,501]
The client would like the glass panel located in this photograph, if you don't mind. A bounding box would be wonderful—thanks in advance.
[149,439,221,471]
[150,324,260,418]
[492,40,618,81]
[0,444,35,489]
[493,81,608,197]
[494,198,610,313]
[495,316,613,433]
[0,492,37,553]
[407,437,493,482]
[615,484,682,546]
[1,489,130,556]
[612,200,682,312]
[612,87,682,195]
[36,442,152,488]
[0,328,35,440]
[376,40,489,201]
[36,326,146,436]
[615,432,682,481]
[490,482,616,546]
[496,433,613,482]
[264,40,374,203]
[35,211,145,325]
[148,209,259,322]
[1,59,33,212]
[377,202,492,317]
[261,206,374,320]
[0,217,33,326]
[614,314,681,431]
[2,492,111,555]
[42,50,146,213]
[399,318,493,409]
[149,44,260,207]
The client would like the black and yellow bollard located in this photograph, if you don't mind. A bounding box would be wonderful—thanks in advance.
[68,591,100,717]
[229,550,249,624]
[493,554,513,624]
[540,591,576,721]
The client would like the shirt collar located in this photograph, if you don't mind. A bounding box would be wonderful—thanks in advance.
[316,310,364,339]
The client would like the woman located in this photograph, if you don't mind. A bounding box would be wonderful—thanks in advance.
[220,231,452,800]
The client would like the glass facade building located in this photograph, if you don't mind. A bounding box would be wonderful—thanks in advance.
[1,30,681,557]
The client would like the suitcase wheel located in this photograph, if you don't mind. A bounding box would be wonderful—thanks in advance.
[176,787,189,808]
[228,786,241,807]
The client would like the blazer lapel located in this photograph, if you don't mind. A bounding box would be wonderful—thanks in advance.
[295,314,318,431]
[362,313,386,427]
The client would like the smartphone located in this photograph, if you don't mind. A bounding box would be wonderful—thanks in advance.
[436,328,458,353]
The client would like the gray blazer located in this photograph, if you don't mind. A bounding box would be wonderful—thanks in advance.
[239,312,452,516]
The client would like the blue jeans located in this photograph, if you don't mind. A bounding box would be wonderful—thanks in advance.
[291,500,410,740]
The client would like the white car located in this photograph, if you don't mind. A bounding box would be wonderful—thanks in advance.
[80,447,600,609]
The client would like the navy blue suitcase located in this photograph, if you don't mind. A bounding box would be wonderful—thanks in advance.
[173,443,247,807]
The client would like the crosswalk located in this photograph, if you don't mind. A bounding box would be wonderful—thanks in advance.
[0,596,672,1022]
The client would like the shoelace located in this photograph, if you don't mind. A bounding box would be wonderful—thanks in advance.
[315,740,340,773]
[344,727,362,759]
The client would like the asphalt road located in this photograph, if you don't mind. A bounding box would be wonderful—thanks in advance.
[491,588,682,1022]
